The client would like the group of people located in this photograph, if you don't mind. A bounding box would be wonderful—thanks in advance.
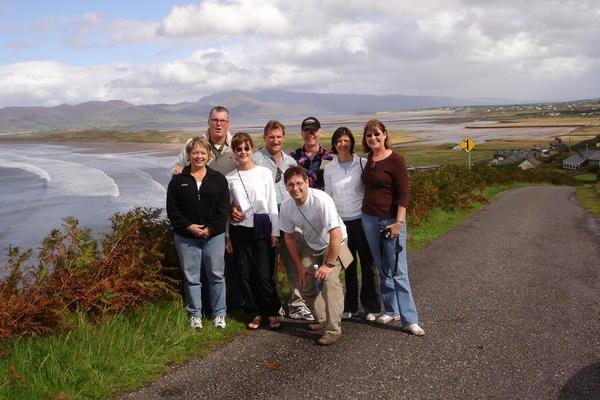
[166,106,424,346]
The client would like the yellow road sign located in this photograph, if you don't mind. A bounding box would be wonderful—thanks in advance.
[459,137,476,153]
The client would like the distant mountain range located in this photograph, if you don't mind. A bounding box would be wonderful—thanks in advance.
[0,90,514,133]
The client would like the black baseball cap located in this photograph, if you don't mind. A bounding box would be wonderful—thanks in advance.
[301,116,321,132]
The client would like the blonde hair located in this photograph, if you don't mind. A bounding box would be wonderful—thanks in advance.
[186,136,213,161]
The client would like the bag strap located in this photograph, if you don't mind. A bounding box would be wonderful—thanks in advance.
[295,203,330,247]
[236,168,256,214]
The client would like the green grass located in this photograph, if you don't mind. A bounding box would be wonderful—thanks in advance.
[397,143,492,166]
[574,171,600,219]
[396,139,554,167]
[574,172,597,183]
[0,302,247,400]
[280,130,414,152]
[576,184,600,219]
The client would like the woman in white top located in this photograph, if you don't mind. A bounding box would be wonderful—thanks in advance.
[225,132,282,330]
[323,127,382,320]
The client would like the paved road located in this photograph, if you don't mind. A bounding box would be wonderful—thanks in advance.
[121,186,600,399]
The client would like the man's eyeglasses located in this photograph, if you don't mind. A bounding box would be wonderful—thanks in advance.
[365,132,383,138]
[275,167,283,183]
[210,118,229,125]
[234,146,251,153]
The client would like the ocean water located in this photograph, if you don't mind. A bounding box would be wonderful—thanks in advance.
[0,144,174,265]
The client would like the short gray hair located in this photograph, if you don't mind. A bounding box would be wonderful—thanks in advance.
[208,106,230,119]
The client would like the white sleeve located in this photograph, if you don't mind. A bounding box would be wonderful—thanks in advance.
[323,164,333,197]
[279,202,295,233]
[170,139,191,174]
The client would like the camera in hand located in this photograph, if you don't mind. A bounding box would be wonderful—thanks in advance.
[379,227,392,240]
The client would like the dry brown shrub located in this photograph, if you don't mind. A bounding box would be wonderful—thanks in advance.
[0,208,179,341]
[0,247,66,341]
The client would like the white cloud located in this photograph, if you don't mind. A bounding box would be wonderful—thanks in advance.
[471,32,549,63]
[2,0,600,107]
[0,61,114,106]
[76,12,103,32]
[526,57,593,79]
[157,0,291,37]
[107,19,160,44]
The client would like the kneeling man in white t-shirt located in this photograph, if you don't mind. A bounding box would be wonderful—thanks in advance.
[280,166,347,346]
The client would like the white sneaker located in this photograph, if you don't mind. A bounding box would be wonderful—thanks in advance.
[376,314,397,324]
[365,313,378,322]
[213,315,226,329]
[289,306,315,321]
[341,312,353,319]
[404,323,425,336]
[190,316,203,329]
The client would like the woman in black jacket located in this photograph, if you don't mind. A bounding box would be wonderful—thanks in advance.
[167,136,230,329]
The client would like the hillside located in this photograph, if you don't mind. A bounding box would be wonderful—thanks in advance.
[0,90,508,133]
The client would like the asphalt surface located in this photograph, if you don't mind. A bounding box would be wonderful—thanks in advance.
[120,186,600,400]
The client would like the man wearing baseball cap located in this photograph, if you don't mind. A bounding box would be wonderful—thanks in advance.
[290,117,333,190]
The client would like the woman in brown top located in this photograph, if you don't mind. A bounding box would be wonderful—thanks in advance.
[360,119,425,335]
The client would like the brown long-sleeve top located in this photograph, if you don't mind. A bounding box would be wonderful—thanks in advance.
[361,151,409,218]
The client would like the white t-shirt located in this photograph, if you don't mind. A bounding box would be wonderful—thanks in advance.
[280,188,347,251]
[225,165,279,236]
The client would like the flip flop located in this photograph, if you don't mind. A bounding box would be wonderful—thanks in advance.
[247,315,262,330]
[268,316,282,330]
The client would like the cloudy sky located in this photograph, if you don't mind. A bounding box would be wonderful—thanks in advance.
[1,0,599,107]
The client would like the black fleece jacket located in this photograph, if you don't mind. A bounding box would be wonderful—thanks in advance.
[166,166,229,238]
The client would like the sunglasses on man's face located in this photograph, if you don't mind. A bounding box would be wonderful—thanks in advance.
[234,146,251,153]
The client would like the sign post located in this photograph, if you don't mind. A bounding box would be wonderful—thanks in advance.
[459,137,476,169]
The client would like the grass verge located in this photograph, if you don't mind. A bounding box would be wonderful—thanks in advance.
[0,302,247,399]
[574,172,600,219]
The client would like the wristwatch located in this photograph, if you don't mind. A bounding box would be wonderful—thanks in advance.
[325,260,336,268]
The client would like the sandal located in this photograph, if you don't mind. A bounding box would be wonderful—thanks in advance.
[268,316,282,330]
[247,315,262,330]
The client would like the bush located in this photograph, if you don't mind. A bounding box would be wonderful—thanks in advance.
[0,247,65,341]
[0,208,179,341]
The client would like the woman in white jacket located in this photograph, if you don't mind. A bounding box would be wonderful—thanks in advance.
[225,132,282,330]
[323,127,382,320]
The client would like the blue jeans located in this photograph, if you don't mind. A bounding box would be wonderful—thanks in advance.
[174,233,227,318]
[362,214,419,325]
